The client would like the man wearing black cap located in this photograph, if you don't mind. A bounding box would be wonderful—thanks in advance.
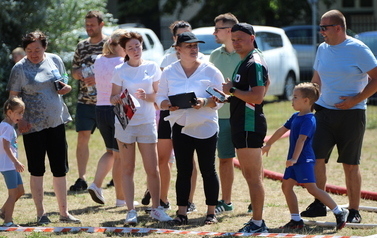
[220,23,269,233]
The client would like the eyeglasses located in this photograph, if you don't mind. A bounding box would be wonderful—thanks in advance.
[214,27,231,33]
[319,24,338,31]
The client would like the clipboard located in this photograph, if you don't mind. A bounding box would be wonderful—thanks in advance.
[168,92,197,109]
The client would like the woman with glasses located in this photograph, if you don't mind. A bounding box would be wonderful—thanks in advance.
[156,32,224,225]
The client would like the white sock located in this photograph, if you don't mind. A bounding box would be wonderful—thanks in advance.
[332,206,342,214]
[291,213,301,221]
[252,219,263,227]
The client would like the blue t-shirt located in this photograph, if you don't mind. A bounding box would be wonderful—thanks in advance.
[284,112,316,164]
[314,37,377,110]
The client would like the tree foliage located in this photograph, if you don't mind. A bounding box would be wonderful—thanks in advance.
[0,0,115,121]
[161,0,312,28]
[117,0,161,37]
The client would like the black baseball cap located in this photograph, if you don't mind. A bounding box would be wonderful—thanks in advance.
[176,32,205,45]
[231,23,258,48]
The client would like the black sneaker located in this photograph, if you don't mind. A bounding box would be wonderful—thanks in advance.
[106,179,114,188]
[300,199,327,217]
[69,178,88,191]
[187,201,197,213]
[141,189,151,205]
[335,208,349,230]
[160,200,171,210]
[37,215,51,225]
[279,219,304,229]
[238,219,268,233]
[347,209,362,223]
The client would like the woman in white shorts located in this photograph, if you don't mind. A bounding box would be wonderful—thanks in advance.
[110,32,172,225]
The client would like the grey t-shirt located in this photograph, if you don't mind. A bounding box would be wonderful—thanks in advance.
[7,53,71,133]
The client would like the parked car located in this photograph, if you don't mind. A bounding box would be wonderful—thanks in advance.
[283,25,356,82]
[355,31,377,57]
[192,26,300,100]
[73,25,164,64]
[355,31,377,105]
[282,25,323,81]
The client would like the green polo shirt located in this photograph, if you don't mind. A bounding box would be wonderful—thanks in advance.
[209,45,240,119]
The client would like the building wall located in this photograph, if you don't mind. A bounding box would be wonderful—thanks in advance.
[318,0,377,33]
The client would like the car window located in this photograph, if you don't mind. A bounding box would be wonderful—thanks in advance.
[356,34,377,57]
[195,34,222,55]
[284,27,323,45]
[256,32,283,51]
[285,29,313,45]
[145,33,154,48]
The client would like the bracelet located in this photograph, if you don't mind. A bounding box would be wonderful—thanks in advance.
[203,98,208,107]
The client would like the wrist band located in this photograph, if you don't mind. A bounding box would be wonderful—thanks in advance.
[203,98,208,107]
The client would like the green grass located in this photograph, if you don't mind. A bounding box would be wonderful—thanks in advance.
[0,100,377,237]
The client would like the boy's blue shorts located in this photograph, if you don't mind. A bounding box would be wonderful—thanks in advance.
[283,162,316,183]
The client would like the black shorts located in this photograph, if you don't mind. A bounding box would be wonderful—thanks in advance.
[23,124,69,177]
[312,106,365,165]
[231,130,265,149]
[96,106,118,151]
[158,110,172,139]
[75,103,96,133]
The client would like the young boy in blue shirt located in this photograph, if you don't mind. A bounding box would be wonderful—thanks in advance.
[262,82,348,230]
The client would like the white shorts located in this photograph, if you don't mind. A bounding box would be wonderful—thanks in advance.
[115,122,157,144]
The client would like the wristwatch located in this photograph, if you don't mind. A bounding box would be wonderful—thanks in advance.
[229,87,236,96]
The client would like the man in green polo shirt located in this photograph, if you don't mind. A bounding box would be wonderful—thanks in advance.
[209,13,241,215]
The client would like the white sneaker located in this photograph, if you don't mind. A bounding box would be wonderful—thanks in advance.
[150,206,173,221]
[125,210,137,225]
[116,200,140,207]
[88,183,105,204]
[116,199,126,207]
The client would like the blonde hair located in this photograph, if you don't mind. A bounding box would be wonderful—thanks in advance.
[3,97,25,117]
[12,47,26,56]
[102,29,128,56]
[294,82,320,108]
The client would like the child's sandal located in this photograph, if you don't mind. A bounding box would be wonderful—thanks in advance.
[168,214,188,225]
[204,214,218,225]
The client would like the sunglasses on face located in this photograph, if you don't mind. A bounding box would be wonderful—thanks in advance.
[319,24,338,31]
[214,27,231,33]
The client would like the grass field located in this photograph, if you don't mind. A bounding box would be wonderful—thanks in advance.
[0,100,377,237]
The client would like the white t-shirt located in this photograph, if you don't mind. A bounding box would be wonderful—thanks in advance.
[111,60,161,126]
[156,60,224,139]
[0,122,17,172]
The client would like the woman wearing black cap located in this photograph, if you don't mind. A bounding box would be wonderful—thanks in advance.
[156,32,224,225]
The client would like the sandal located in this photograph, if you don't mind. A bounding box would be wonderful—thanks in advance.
[204,214,217,225]
[168,214,188,225]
